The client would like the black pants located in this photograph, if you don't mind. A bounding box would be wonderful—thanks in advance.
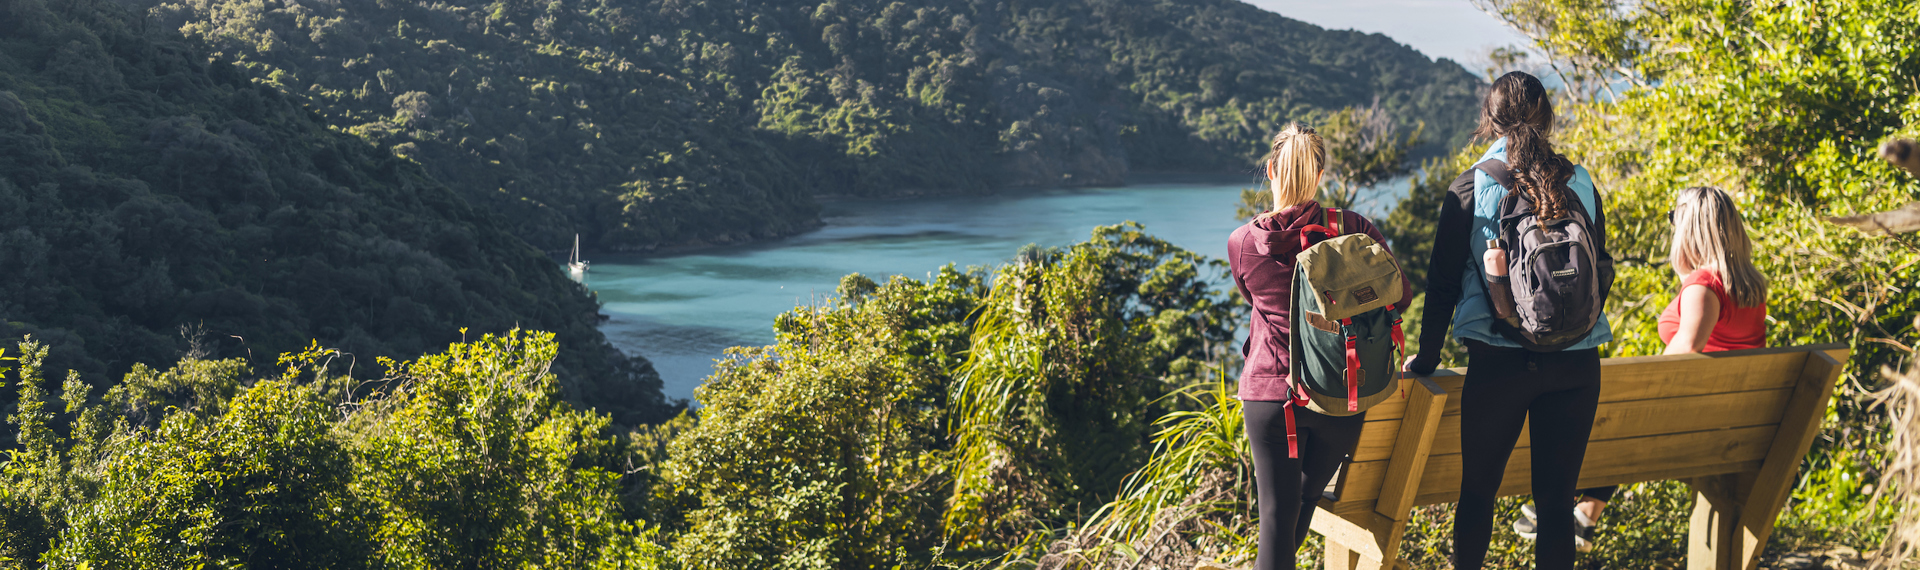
[1244,401,1365,570]
[1454,340,1601,570]
[1579,486,1618,503]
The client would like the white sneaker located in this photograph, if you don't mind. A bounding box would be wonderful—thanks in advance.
[1512,503,1539,539]
[1514,502,1598,553]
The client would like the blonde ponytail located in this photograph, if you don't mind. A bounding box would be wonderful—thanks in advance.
[1258,122,1325,217]
[1670,187,1768,308]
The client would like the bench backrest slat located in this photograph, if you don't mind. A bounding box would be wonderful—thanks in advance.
[1352,387,1795,463]
[1359,346,1838,423]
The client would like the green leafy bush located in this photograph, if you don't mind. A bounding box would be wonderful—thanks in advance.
[0,331,666,568]
[646,224,1236,566]
[657,269,981,568]
[946,224,1236,552]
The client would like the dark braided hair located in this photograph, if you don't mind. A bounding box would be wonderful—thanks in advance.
[1474,72,1576,220]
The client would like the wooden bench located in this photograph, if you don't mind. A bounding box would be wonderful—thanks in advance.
[1309,343,1849,570]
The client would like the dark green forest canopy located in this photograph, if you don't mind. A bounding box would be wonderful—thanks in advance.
[0,0,674,426]
[139,0,1484,251]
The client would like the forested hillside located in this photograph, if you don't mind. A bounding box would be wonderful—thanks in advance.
[0,0,674,427]
[4,0,1915,566]
[138,0,1483,251]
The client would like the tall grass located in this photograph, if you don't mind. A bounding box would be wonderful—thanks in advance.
[1872,356,1920,569]
[1030,373,1256,569]
[945,276,1053,547]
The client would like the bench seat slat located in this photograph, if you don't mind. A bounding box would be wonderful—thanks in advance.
[1331,424,1778,507]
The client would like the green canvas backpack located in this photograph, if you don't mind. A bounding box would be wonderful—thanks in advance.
[1272,208,1407,457]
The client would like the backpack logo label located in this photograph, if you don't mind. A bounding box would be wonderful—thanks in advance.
[1551,268,1578,277]
[1353,286,1378,304]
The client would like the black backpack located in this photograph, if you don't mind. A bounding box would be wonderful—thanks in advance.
[1473,159,1607,351]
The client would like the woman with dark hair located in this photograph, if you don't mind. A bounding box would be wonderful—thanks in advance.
[1402,71,1616,569]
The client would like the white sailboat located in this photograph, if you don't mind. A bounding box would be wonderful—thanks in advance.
[568,234,590,275]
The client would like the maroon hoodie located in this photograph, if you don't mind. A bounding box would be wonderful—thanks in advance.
[1228,201,1406,402]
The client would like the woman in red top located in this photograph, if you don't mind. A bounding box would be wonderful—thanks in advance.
[1657,186,1768,353]
[1518,185,1768,551]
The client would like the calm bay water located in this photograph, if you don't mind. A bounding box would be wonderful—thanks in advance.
[581,177,1403,403]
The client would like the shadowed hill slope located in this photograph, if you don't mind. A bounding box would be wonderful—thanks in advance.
[136,0,1483,251]
[0,0,674,426]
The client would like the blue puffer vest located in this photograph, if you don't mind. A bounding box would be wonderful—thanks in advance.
[1451,138,1614,350]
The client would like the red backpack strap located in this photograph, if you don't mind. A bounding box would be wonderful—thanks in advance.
[1297,224,1334,250]
[1298,207,1344,250]
[1387,303,1406,353]
[1340,317,1360,412]
[1285,377,1315,458]
[1284,402,1299,458]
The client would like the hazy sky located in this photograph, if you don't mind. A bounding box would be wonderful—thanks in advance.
[1246,0,1531,70]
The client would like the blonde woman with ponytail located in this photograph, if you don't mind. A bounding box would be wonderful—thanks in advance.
[1228,122,1409,570]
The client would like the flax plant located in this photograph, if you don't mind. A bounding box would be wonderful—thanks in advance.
[1033,372,1258,569]
[946,246,1150,550]
[944,223,1238,554]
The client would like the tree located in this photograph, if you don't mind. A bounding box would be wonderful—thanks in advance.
[0,1,678,428]
[657,270,982,568]
[1320,100,1426,211]
[1233,100,1427,218]
[0,331,668,568]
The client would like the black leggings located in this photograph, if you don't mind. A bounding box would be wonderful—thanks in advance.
[1244,401,1365,570]
[1454,340,1601,570]
[1579,486,1618,503]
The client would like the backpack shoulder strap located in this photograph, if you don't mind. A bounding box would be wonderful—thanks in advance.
[1324,207,1343,236]
[1565,165,1598,220]
[1474,159,1516,191]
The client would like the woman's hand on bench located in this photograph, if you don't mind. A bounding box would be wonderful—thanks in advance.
[1404,353,1438,376]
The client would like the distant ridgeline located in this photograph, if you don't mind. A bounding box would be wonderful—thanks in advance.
[136,0,1483,251]
[0,1,673,426]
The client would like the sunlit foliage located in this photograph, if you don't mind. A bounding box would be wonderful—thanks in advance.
[645,224,1235,566]
[945,224,1237,552]
[655,269,982,568]
[0,331,666,568]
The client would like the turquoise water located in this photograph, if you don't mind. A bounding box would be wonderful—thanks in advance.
[581,178,1405,403]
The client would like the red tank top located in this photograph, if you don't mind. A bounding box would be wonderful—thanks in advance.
[1658,269,1766,352]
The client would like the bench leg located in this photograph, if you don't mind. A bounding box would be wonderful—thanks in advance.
[1687,474,1744,570]
[1324,541,1390,570]
[1325,541,1356,570]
